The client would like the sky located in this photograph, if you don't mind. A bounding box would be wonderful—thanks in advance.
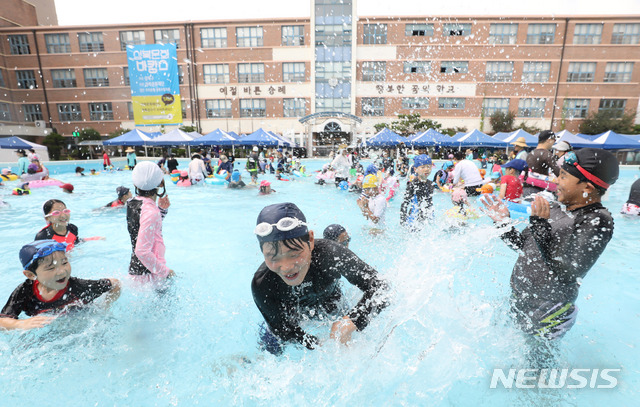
[55,0,640,26]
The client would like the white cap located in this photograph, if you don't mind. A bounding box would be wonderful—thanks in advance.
[132,161,164,191]
[253,146,259,152]
[553,140,572,152]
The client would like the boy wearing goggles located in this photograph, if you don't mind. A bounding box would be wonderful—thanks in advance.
[482,148,619,340]
[251,203,389,354]
[0,240,120,330]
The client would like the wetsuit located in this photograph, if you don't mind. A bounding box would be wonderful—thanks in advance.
[621,179,640,215]
[500,202,614,339]
[167,158,179,173]
[524,148,560,196]
[400,178,435,225]
[0,277,112,318]
[105,199,125,208]
[217,161,233,175]
[252,239,389,352]
[126,197,169,279]
[35,224,80,251]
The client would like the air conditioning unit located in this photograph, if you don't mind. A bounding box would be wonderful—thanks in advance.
[34,120,46,128]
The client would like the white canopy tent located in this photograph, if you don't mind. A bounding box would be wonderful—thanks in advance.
[0,137,49,163]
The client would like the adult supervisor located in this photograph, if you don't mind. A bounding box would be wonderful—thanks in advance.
[251,203,389,354]
[482,148,619,340]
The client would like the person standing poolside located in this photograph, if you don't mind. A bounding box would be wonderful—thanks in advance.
[523,130,560,197]
[401,154,435,226]
[127,161,174,285]
[126,148,137,170]
[621,178,640,216]
[251,203,389,354]
[482,148,619,340]
[16,150,30,175]
[451,151,484,196]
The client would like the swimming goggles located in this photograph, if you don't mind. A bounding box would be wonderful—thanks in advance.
[45,209,71,218]
[254,217,307,237]
[24,242,67,269]
[564,152,610,189]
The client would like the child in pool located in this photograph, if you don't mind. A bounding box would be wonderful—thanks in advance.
[12,182,30,195]
[258,180,275,195]
[445,188,480,222]
[357,174,387,232]
[105,186,132,208]
[35,199,80,250]
[0,240,121,330]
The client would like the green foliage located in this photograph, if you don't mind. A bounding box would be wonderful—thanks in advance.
[179,125,198,133]
[515,122,542,135]
[442,127,468,137]
[373,113,442,136]
[489,111,516,133]
[108,128,129,139]
[579,111,636,135]
[630,124,640,135]
[78,128,102,142]
[41,132,66,160]
[373,122,390,133]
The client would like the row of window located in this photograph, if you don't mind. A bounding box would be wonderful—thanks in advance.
[0,102,114,122]
[361,61,635,83]
[360,97,627,119]
[363,22,640,45]
[5,25,305,55]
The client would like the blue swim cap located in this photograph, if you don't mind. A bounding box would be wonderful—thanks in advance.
[231,170,240,182]
[413,154,432,168]
[365,164,378,176]
[442,160,454,170]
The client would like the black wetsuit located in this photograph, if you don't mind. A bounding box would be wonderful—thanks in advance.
[626,179,640,206]
[501,202,614,339]
[0,277,112,318]
[400,178,435,225]
[167,158,179,173]
[251,239,389,350]
[35,224,81,248]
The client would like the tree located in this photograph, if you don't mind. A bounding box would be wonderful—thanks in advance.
[442,126,468,137]
[489,111,516,133]
[180,125,198,133]
[78,128,102,142]
[42,132,66,160]
[108,128,129,139]
[373,113,442,136]
[515,121,542,135]
[579,111,636,135]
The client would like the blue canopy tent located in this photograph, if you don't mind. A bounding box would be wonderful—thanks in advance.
[227,131,239,139]
[587,130,640,150]
[103,129,157,146]
[0,136,32,149]
[363,128,406,148]
[189,129,237,147]
[494,129,538,147]
[268,131,297,147]
[408,129,450,147]
[441,129,508,148]
[239,128,291,147]
[147,129,199,147]
[556,131,595,149]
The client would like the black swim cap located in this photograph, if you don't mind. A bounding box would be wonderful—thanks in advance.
[538,130,556,143]
[323,224,346,241]
[561,148,619,191]
[255,203,308,243]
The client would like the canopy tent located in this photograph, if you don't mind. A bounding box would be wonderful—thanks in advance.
[586,130,640,150]
[227,131,239,139]
[268,131,297,147]
[0,136,50,163]
[622,134,640,141]
[555,131,595,149]
[441,129,508,148]
[362,128,406,147]
[0,136,32,149]
[103,129,158,146]
[189,129,237,146]
[238,128,291,147]
[408,129,450,147]
[147,129,200,146]
[188,131,203,139]
[494,129,538,147]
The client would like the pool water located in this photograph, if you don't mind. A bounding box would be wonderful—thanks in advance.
[0,159,638,406]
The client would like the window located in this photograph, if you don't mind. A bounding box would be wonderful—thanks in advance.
[78,32,104,52]
[89,102,113,120]
[567,62,596,82]
[573,24,603,45]
[122,67,130,86]
[611,23,640,45]
[526,24,555,44]
[282,62,305,82]
[84,68,109,87]
[282,25,304,46]
[283,98,306,117]
[178,65,184,84]
[201,28,227,48]
[127,102,134,120]
[0,103,11,121]
[489,23,518,44]
[518,98,546,117]
[119,30,145,51]
[362,61,386,81]
[57,103,82,121]
[522,62,551,83]
[45,34,71,53]
[16,70,37,89]
[485,61,513,82]
[203,64,229,84]
[8,35,30,54]
[181,99,187,119]
[51,69,76,88]
[363,24,387,44]
[236,27,263,47]
[0,70,4,87]
[402,97,429,110]
[404,61,431,74]
[563,99,590,119]
[239,99,266,117]
[405,24,434,37]
[442,23,472,37]
[604,62,633,83]
[440,61,468,74]
[438,97,465,109]
[23,104,42,122]
[205,99,231,118]
[237,63,264,83]
[482,98,509,116]
[154,29,180,48]
[362,97,385,116]
[599,99,626,118]
[315,24,352,46]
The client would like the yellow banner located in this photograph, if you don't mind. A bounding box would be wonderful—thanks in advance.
[132,95,182,126]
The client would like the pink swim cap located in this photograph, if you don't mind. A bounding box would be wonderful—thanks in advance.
[260,180,271,187]
[451,188,468,204]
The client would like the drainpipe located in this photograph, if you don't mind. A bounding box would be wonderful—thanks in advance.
[550,18,569,131]
[32,29,52,128]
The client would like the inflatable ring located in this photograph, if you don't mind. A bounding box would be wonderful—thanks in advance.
[205,177,228,186]
[215,170,228,180]
[505,200,531,219]
[1,174,19,181]
[28,179,64,188]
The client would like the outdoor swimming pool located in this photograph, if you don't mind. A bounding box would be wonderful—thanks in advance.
[0,159,638,406]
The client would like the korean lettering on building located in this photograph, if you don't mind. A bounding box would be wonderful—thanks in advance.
[218,85,288,96]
